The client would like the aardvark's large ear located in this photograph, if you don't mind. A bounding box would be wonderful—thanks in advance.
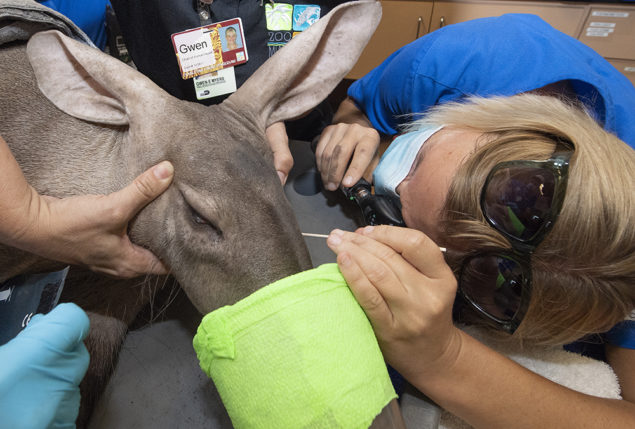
[26,30,169,126]
[225,1,381,128]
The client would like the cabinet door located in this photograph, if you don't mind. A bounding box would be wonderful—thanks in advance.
[347,0,434,79]
[607,59,635,87]
[578,6,635,61]
[429,0,587,37]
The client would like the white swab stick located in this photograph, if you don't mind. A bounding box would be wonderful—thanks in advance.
[301,232,330,238]
[301,232,447,252]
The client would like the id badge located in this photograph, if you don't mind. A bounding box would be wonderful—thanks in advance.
[172,17,248,80]
[194,67,237,100]
[265,4,321,56]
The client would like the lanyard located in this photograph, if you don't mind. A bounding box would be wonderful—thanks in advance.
[197,0,214,25]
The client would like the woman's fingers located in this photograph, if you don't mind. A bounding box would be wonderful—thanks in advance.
[330,226,452,290]
[328,226,460,378]
[335,250,395,331]
[327,229,419,325]
[358,225,453,281]
[316,124,350,190]
[327,227,457,322]
[327,226,462,381]
[315,123,380,191]
[265,122,293,184]
[40,162,174,278]
[109,161,174,217]
[342,132,379,187]
[96,237,168,278]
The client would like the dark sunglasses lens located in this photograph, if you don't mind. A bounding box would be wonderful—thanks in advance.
[483,166,556,242]
[461,255,526,321]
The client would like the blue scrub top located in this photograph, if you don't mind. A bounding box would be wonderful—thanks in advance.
[349,13,635,148]
[39,0,110,50]
[605,318,635,349]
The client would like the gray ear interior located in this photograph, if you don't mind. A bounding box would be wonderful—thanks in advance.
[226,1,382,128]
[26,30,169,126]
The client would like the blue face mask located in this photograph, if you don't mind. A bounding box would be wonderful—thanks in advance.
[373,125,444,198]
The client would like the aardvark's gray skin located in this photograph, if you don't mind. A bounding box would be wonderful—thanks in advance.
[0,1,381,425]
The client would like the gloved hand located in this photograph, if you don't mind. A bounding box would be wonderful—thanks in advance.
[0,303,90,429]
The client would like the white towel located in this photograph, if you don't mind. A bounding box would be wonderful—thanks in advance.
[401,324,621,429]
[441,325,621,429]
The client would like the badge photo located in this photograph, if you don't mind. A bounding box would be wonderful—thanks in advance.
[211,17,249,69]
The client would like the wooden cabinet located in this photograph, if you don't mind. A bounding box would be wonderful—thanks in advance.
[607,59,635,87]
[348,0,589,78]
[347,1,635,86]
[578,5,635,60]
[347,1,433,79]
[429,0,587,35]
[578,5,635,85]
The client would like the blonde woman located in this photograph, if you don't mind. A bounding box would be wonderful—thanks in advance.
[224,26,239,51]
[326,94,635,428]
[317,13,635,429]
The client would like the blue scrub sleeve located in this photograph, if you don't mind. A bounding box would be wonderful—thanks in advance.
[347,14,572,136]
[347,30,450,136]
[604,319,635,349]
[347,48,413,136]
[347,14,635,147]
[0,303,90,429]
[38,0,110,50]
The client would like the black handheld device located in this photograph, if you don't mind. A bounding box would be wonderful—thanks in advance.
[310,135,406,226]
[341,178,406,227]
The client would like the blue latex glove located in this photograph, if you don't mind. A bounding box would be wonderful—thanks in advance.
[0,303,90,429]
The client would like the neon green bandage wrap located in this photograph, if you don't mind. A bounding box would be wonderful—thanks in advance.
[193,263,397,429]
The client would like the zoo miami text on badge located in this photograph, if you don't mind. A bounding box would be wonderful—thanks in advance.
[265,4,321,57]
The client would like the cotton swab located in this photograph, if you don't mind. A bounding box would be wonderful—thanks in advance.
[301,232,330,238]
[301,232,447,253]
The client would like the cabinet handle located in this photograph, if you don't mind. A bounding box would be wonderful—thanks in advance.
[416,16,423,38]
[440,16,445,28]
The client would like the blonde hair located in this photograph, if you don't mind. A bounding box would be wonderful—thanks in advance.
[409,94,635,346]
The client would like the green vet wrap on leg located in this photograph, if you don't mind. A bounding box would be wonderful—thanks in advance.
[193,263,397,429]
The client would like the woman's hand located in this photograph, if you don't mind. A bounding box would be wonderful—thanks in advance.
[326,225,463,382]
[315,122,380,191]
[13,162,174,278]
[1,135,174,278]
[265,121,293,185]
[328,227,635,429]
[314,97,381,191]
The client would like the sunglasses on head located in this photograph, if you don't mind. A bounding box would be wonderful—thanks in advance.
[457,139,574,334]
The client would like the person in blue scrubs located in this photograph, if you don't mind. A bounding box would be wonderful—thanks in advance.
[38,0,110,49]
[348,14,634,146]
[316,13,635,191]
[316,13,635,427]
